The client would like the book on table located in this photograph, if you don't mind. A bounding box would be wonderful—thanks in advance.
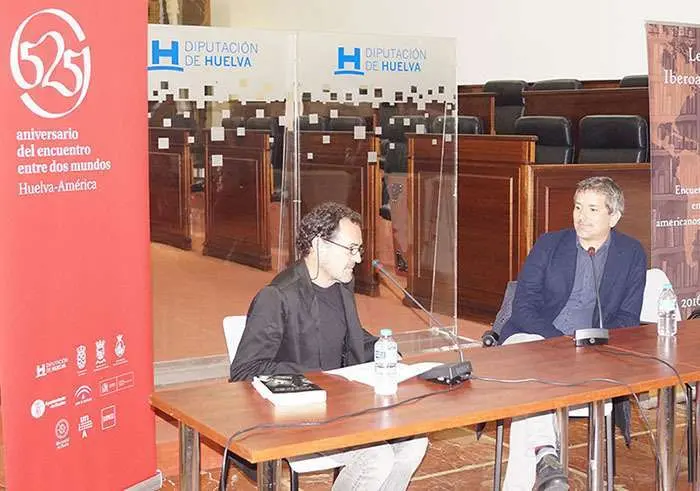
[252,374,327,406]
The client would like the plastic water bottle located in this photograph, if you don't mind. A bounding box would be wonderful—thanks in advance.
[657,283,678,337]
[374,329,398,395]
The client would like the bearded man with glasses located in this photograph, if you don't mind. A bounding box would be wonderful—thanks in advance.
[230,201,428,491]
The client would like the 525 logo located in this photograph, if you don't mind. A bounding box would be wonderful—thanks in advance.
[9,8,91,119]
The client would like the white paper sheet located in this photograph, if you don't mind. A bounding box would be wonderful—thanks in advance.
[324,361,442,388]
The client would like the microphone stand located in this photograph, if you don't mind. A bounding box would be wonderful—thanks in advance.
[573,247,609,347]
[371,259,475,384]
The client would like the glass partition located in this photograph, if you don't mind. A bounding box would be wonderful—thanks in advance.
[281,32,460,354]
[147,24,295,360]
[147,24,461,365]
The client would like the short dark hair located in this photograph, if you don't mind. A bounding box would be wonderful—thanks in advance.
[296,202,362,258]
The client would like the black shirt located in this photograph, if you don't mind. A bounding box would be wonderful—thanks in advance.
[312,282,348,370]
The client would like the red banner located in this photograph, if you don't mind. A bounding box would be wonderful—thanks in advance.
[0,3,156,489]
[647,22,700,319]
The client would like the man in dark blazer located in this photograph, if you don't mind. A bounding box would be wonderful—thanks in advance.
[500,177,646,491]
[230,202,427,491]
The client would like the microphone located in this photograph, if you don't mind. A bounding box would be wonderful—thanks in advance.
[371,259,474,384]
[573,247,609,347]
[588,247,604,331]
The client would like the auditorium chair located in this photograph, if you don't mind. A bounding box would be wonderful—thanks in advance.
[482,80,527,134]
[530,78,583,90]
[383,114,430,142]
[246,116,284,201]
[221,316,342,490]
[577,115,649,163]
[221,116,246,129]
[431,115,483,135]
[619,75,649,88]
[298,114,328,131]
[171,113,197,129]
[513,116,574,163]
[326,115,367,132]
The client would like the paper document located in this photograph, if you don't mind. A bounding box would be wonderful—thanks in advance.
[325,361,442,388]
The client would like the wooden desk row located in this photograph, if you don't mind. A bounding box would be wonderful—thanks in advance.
[151,322,700,490]
[407,133,651,318]
[458,86,649,143]
[148,127,651,319]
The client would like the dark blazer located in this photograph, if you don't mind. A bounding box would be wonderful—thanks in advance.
[230,260,377,381]
[500,228,647,342]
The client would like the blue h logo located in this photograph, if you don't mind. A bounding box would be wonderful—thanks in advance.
[334,47,364,76]
[148,40,184,72]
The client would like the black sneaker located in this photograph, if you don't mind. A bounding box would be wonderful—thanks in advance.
[533,454,569,491]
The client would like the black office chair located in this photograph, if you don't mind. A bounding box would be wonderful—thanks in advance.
[577,115,649,163]
[514,116,574,164]
[221,117,246,129]
[326,115,367,132]
[431,115,483,135]
[530,78,583,91]
[482,80,527,134]
[298,115,328,131]
[619,75,649,88]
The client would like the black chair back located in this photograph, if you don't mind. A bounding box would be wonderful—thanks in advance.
[577,115,649,163]
[431,116,483,135]
[620,75,649,88]
[531,79,583,91]
[514,116,574,164]
[483,80,527,134]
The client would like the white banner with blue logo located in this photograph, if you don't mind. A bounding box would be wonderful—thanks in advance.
[296,32,455,107]
[147,24,292,103]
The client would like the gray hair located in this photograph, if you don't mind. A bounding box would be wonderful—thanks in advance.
[575,176,624,216]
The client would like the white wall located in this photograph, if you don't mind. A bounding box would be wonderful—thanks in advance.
[211,0,700,84]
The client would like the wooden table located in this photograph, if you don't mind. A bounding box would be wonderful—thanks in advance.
[603,322,700,489]
[151,325,700,491]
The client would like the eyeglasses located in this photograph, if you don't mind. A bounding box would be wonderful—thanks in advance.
[323,237,364,257]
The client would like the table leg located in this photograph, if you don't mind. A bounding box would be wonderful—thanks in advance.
[688,384,696,484]
[257,460,281,490]
[656,386,676,491]
[695,382,699,490]
[494,420,504,491]
[588,400,605,491]
[179,423,200,491]
[556,407,569,475]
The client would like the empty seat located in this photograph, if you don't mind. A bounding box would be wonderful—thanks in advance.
[383,142,408,173]
[326,116,366,132]
[577,115,649,163]
[221,117,245,129]
[514,116,574,164]
[298,115,327,131]
[482,80,527,134]
[530,78,583,91]
[431,116,483,135]
[245,116,280,132]
[384,115,429,142]
[620,75,649,88]
[171,113,197,129]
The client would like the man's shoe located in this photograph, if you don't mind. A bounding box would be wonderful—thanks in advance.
[533,454,569,491]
